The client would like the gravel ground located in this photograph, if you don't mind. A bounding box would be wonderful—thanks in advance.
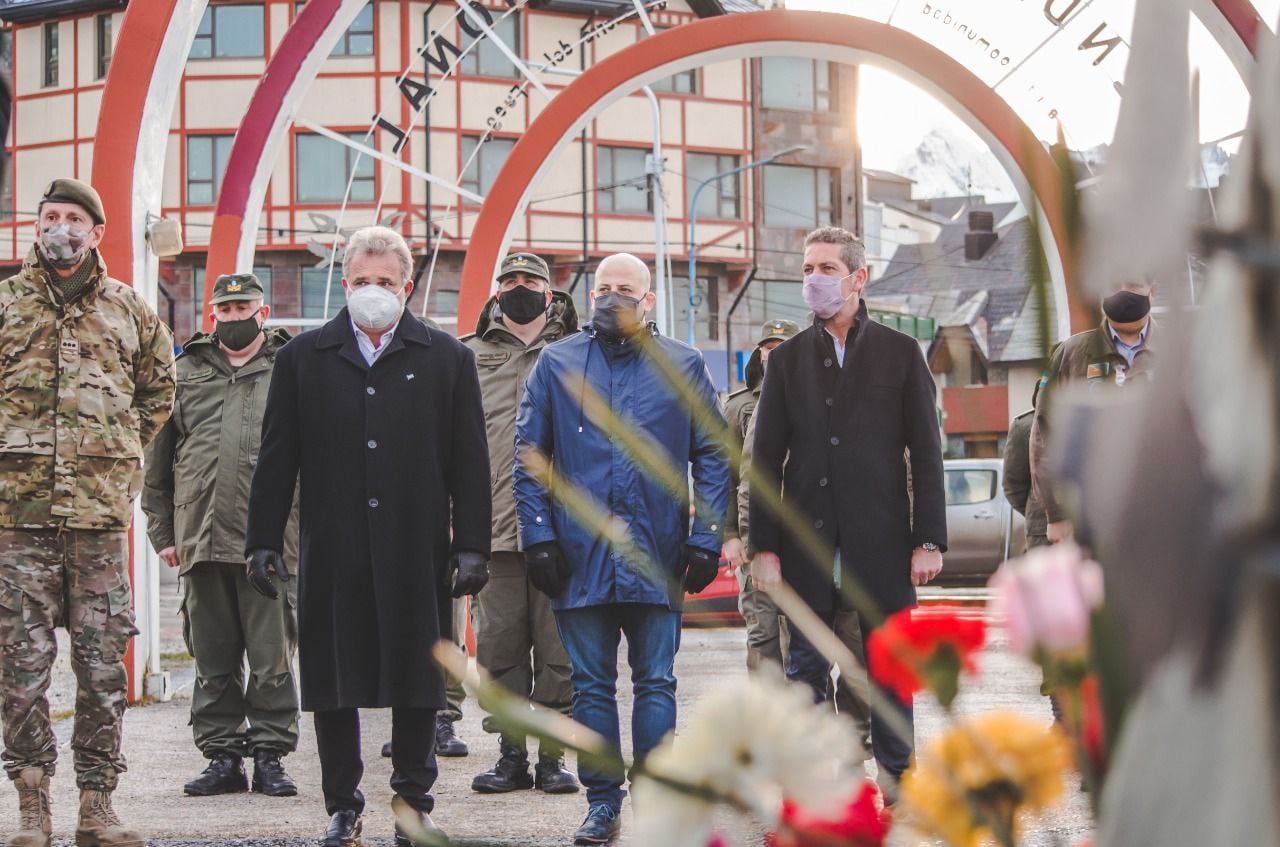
[1,578,1093,847]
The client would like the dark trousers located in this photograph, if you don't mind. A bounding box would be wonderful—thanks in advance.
[313,707,438,815]
[787,599,914,779]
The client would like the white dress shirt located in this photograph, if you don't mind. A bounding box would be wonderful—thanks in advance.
[351,314,402,365]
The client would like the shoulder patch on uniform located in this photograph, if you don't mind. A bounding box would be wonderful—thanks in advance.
[1086,362,1109,380]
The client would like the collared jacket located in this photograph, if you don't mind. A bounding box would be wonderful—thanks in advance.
[142,329,298,576]
[748,305,947,615]
[513,323,731,611]
[0,247,175,530]
[244,309,490,711]
[1003,409,1047,542]
[462,291,578,554]
[1030,318,1157,523]
[721,349,763,542]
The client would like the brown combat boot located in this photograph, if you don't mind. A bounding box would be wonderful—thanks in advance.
[74,789,143,847]
[9,767,52,847]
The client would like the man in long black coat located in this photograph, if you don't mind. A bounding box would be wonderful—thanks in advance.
[748,226,946,797]
[244,226,491,846]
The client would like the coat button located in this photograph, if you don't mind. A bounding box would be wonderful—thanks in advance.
[367,439,377,449]
[819,477,828,487]
[366,386,376,395]
[814,519,824,529]
[829,436,840,446]
[824,358,833,367]
[368,498,379,508]
[825,397,834,407]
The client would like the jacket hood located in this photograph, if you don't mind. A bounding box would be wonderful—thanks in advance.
[474,289,580,338]
[180,326,292,360]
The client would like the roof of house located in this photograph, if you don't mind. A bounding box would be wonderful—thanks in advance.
[867,200,1056,364]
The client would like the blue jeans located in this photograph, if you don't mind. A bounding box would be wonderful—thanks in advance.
[788,606,914,779]
[554,603,681,811]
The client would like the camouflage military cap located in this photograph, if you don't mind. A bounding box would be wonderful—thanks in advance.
[498,252,551,284]
[757,319,800,347]
[40,178,106,226]
[210,273,266,304]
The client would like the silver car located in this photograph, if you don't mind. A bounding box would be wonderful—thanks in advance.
[940,458,1026,582]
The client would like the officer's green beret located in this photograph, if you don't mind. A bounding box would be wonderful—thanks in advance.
[40,178,106,226]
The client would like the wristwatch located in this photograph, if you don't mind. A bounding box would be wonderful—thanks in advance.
[920,542,940,553]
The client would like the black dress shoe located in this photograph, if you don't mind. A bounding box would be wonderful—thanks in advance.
[435,716,468,757]
[322,809,362,847]
[183,752,248,796]
[535,752,580,794]
[392,795,447,846]
[251,749,297,797]
[471,742,533,793]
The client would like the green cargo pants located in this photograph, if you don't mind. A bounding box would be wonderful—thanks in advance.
[0,529,138,790]
[439,595,468,723]
[182,562,299,757]
[472,551,572,737]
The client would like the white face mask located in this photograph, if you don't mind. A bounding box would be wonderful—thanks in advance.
[346,284,404,331]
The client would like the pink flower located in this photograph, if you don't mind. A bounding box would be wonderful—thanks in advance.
[988,542,1104,656]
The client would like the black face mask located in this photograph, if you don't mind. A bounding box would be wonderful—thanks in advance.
[1102,291,1152,324]
[497,285,548,325]
[592,292,644,341]
[216,315,263,352]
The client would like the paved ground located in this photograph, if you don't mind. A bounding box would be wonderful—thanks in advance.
[1,572,1092,846]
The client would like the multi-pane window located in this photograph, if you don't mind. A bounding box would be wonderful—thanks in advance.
[95,14,112,79]
[190,5,265,59]
[186,135,235,205]
[686,152,741,219]
[301,267,346,318]
[596,145,650,214]
[459,12,519,78]
[760,57,837,111]
[763,164,837,229]
[42,22,57,87]
[333,2,374,56]
[0,165,12,222]
[460,136,515,199]
[0,30,12,74]
[650,70,696,94]
[295,132,376,203]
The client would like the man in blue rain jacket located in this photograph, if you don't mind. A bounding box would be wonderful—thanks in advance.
[513,252,730,845]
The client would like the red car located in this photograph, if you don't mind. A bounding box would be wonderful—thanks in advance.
[682,556,743,626]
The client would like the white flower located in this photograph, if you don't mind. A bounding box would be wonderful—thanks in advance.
[632,671,865,846]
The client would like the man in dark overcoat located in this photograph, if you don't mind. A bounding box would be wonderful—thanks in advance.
[244,226,491,846]
[748,226,947,800]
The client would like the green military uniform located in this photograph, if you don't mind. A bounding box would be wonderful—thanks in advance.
[461,267,578,746]
[727,320,797,671]
[0,220,176,795]
[1030,318,1156,527]
[141,274,299,761]
[1003,408,1048,550]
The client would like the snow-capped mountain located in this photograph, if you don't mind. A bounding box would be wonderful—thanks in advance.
[893,127,1018,202]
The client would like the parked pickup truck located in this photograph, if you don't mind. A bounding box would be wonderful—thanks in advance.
[940,458,1026,583]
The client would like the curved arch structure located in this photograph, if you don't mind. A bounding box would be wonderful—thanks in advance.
[459,10,1092,333]
[201,0,371,321]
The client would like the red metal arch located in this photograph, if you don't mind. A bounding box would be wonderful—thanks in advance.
[458,10,1095,332]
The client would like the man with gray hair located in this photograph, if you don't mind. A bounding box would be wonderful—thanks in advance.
[245,225,492,845]
[514,252,731,844]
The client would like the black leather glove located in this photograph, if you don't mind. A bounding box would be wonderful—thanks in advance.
[525,541,570,597]
[683,545,721,594]
[246,548,289,599]
[449,551,490,598]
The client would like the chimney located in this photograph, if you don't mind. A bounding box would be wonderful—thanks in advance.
[964,210,998,260]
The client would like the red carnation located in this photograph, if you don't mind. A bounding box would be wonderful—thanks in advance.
[866,607,986,708]
[767,782,890,847]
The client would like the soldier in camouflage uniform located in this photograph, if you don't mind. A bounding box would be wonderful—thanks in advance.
[141,273,300,798]
[0,179,175,847]
[723,319,797,671]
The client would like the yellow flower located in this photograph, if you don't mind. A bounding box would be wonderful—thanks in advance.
[901,713,1073,847]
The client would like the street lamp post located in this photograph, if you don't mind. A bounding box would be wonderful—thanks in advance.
[686,144,806,347]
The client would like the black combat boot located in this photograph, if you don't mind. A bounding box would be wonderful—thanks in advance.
[471,739,534,793]
[252,749,298,797]
[435,715,468,757]
[183,752,248,796]
[535,744,580,794]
